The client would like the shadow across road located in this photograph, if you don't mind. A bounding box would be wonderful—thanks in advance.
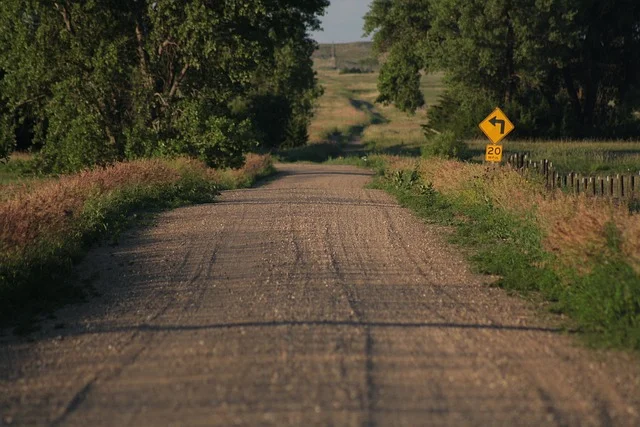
[46,319,565,340]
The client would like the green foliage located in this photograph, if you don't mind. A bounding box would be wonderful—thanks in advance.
[235,35,323,151]
[40,95,119,172]
[339,67,374,75]
[376,45,425,113]
[364,0,640,138]
[0,0,328,172]
[567,259,640,348]
[0,108,15,162]
[167,101,256,168]
[421,131,470,160]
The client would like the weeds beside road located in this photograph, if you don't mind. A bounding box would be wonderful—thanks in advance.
[0,155,274,331]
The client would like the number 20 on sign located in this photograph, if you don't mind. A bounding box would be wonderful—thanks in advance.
[485,144,503,163]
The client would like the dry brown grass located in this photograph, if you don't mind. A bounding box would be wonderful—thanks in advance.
[1,160,178,255]
[0,155,273,260]
[540,196,640,274]
[206,153,274,187]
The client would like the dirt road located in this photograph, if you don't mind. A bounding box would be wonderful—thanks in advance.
[1,163,639,426]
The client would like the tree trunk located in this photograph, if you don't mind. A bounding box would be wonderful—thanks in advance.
[135,21,153,90]
[582,22,600,130]
[504,8,516,104]
[563,68,584,126]
[168,64,189,100]
[53,2,74,35]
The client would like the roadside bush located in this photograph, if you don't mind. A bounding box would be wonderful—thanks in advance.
[421,131,470,160]
[339,67,373,74]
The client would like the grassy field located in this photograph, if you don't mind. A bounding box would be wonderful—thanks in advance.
[0,152,39,186]
[310,63,445,155]
[467,140,640,175]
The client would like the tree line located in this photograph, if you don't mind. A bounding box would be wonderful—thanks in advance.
[0,0,328,172]
[364,0,640,139]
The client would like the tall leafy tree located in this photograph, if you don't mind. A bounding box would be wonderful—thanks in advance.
[363,0,431,113]
[233,22,323,149]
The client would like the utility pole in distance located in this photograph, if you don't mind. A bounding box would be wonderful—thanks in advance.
[331,42,337,69]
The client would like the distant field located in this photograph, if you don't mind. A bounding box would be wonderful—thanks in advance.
[468,140,640,175]
[313,42,379,72]
[310,63,445,155]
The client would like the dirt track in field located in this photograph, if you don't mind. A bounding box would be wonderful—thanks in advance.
[1,163,639,426]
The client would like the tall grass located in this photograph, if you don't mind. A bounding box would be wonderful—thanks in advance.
[0,154,274,328]
[378,155,640,349]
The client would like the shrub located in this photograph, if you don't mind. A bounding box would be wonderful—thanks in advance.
[421,131,470,160]
[338,67,373,74]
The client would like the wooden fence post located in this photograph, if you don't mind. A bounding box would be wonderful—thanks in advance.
[570,173,575,192]
[583,177,589,196]
[609,176,614,197]
[599,177,604,197]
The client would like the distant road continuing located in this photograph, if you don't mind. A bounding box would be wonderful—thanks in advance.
[1,163,639,426]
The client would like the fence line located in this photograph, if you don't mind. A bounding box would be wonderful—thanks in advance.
[506,153,640,200]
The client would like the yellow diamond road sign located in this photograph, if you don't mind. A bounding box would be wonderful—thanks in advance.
[479,107,514,144]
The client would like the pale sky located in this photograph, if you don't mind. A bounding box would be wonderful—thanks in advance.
[311,0,374,44]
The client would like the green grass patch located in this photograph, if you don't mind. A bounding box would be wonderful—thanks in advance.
[0,153,40,185]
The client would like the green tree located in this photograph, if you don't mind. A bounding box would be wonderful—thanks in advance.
[364,0,640,138]
[234,30,323,150]
[364,0,431,113]
[0,0,328,171]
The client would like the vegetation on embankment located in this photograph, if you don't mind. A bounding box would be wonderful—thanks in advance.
[370,155,640,350]
[0,154,274,329]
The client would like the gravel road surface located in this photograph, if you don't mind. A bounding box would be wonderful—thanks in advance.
[1,163,639,426]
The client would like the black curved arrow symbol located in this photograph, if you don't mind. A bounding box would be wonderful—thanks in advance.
[489,116,506,134]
